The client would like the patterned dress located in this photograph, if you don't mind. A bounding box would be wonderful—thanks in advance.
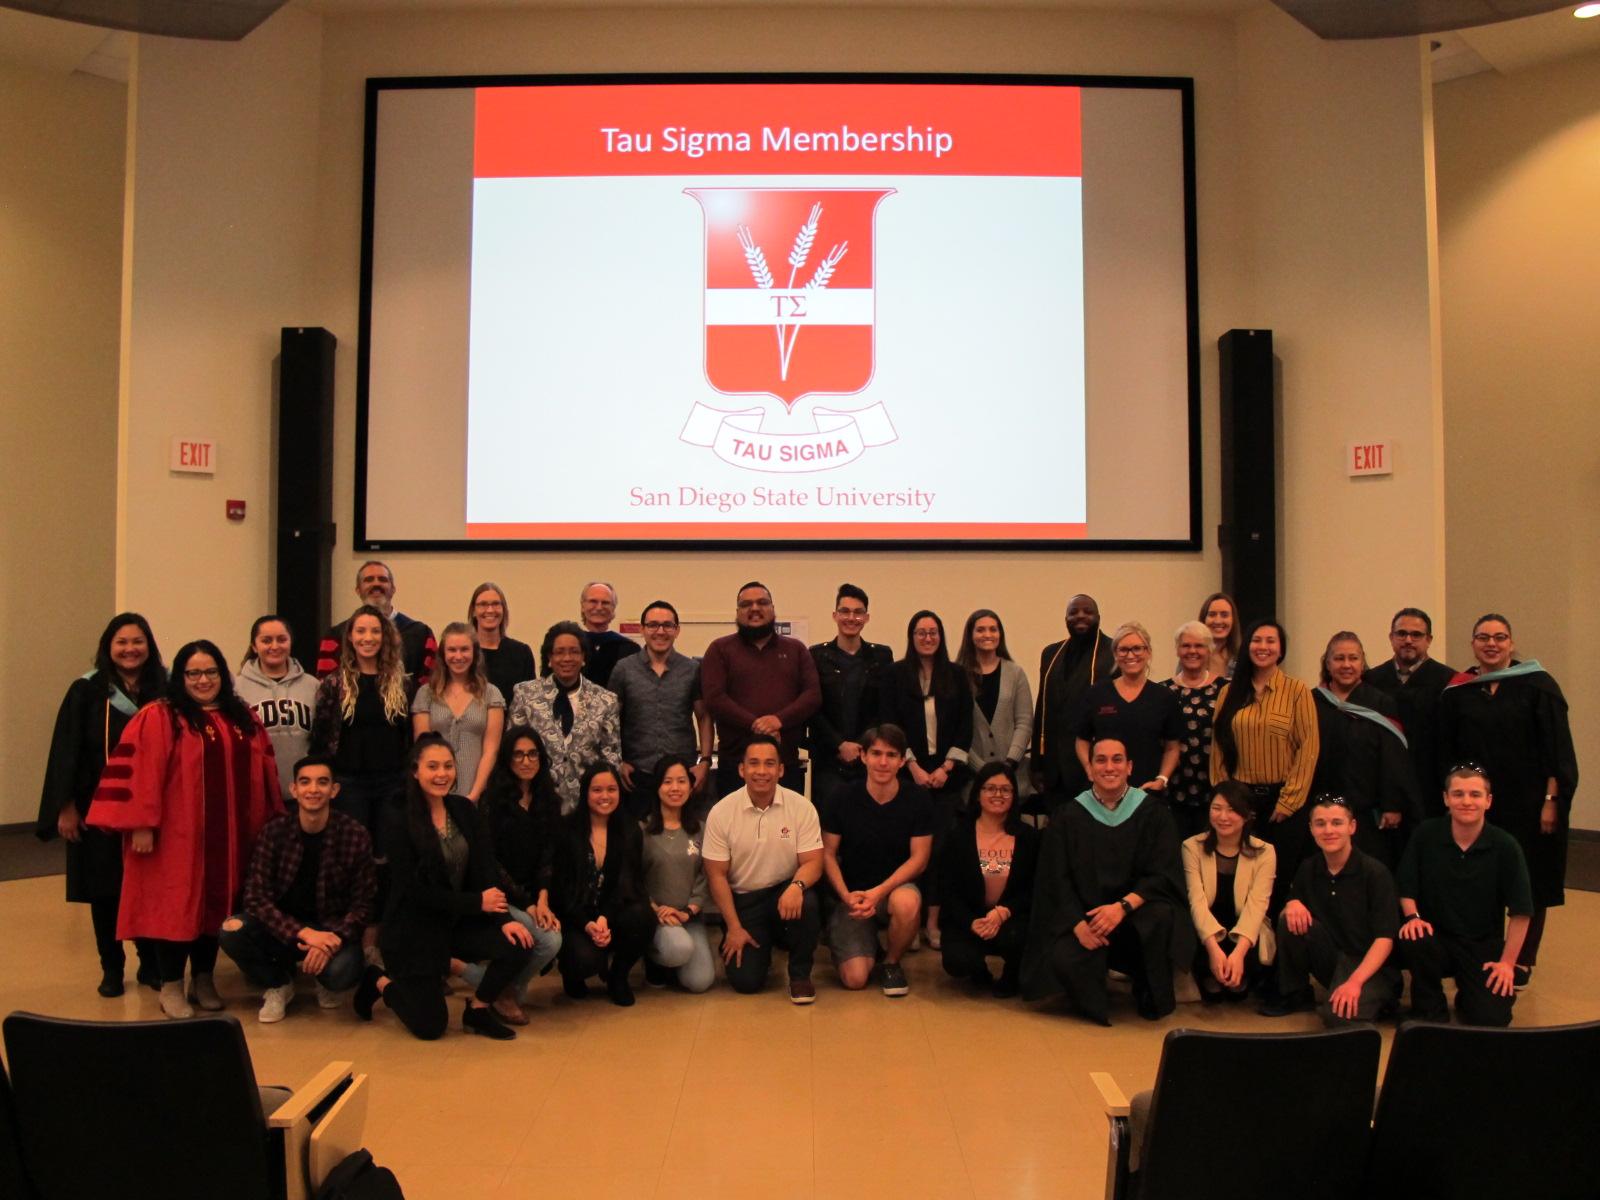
[1161,677,1224,833]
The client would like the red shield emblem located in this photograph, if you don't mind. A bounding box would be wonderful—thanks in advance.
[686,187,894,408]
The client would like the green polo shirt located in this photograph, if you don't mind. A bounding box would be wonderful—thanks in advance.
[1397,818,1533,943]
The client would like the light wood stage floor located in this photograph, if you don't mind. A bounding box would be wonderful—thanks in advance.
[4,875,1598,1200]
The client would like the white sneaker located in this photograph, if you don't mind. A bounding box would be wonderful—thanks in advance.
[314,982,346,1010]
[258,983,295,1024]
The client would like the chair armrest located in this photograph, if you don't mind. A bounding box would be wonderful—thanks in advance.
[309,1074,369,1191]
[268,1061,355,1200]
[267,1061,355,1129]
[1090,1072,1130,1117]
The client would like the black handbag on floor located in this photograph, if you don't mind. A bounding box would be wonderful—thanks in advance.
[315,1150,405,1200]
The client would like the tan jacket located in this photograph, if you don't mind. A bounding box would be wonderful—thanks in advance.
[1181,833,1276,962]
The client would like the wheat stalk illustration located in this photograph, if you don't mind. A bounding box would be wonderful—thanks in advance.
[780,240,850,374]
[736,223,783,363]
[785,203,822,287]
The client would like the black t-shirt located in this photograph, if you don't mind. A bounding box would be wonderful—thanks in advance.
[1076,679,1184,784]
[823,781,934,892]
[281,827,325,927]
[976,668,1001,726]
[337,674,408,774]
[482,638,537,703]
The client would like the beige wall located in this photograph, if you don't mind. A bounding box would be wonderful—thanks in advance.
[2,63,125,824]
[1435,49,1600,828]
[108,3,1448,789]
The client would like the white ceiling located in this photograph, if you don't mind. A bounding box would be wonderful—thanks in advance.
[2,0,1597,80]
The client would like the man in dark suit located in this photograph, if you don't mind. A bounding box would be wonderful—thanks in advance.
[1364,607,1456,818]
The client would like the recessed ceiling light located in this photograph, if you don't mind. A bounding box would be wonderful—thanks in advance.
[1575,3,1600,17]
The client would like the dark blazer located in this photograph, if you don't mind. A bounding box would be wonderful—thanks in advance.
[379,793,501,978]
[550,812,648,928]
[1363,656,1456,813]
[937,817,1040,935]
[884,660,975,771]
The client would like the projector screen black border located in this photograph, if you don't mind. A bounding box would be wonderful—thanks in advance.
[354,71,1200,553]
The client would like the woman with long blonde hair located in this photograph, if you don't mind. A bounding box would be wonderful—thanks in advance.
[310,604,412,845]
[412,621,505,802]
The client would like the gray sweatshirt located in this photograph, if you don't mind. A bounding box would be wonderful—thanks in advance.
[235,658,319,795]
[642,826,709,913]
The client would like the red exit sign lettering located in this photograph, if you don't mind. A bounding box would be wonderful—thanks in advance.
[1347,441,1392,477]
[170,437,217,475]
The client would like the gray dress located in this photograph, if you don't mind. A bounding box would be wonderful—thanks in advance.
[412,683,505,797]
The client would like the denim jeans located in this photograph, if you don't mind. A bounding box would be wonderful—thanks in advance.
[649,919,716,993]
[218,914,365,991]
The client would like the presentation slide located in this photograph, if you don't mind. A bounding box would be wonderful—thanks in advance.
[359,76,1196,548]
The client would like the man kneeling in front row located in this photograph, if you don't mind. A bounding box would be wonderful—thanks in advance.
[1263,795,1400,1024]
[1397,764,1532,1026]
[1021,736,1186,1025]
[220,754,377,1023]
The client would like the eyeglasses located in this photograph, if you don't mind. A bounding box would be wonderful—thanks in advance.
[183,667,221,681]
[737,598,773,610]
[1390,629,1428,640]
[1114,645,1149,656]
[473,600,504,610]
[642,621,678,632]
[511,750,540,762]
[913,629,940,639]
[835,608,867,619]
[979,785,1015,797]
[1472,632,1511,644]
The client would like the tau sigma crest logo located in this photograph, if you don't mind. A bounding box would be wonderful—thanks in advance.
[681,188,898,472]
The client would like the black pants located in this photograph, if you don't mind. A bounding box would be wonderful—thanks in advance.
[942,919,1026,987]
[1276,915,1400,1025]
[557,902,654,988]
[723,883,821,992]
[1520,907,1547,967]
[1401,932,1515,1027]
[90,898,154,975]
[154,936,219,983]
[1248,786,1307,916]
[383,917,533,1041]
[916,769,970,909]
[218,915,364,991]
[1189,932,1267,993]
[1049,901,1177,1024]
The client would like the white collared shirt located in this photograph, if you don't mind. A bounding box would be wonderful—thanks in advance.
[701,786,822,893]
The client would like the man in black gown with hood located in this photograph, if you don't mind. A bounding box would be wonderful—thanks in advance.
[1031,594,1115,809]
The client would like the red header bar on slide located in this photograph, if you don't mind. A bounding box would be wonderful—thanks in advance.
[474,84,1080,179]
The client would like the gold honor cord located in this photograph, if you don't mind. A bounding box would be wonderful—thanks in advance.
[1036,636,1100,757]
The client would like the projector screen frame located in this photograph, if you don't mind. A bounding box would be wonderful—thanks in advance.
[354,71,1201,554]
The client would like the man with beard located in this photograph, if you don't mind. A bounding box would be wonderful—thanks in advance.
[701,582,821,798]
[316,560,435,679]
[1364,607,1456,818]
[1031,594,1115,806]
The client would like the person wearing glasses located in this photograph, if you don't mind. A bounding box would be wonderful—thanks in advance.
[508,622,622,814]
[701,581,821,798]
[1260,795,1400,1023]
[87,640,282,1019]
[808,583,895,825]
[577,581,641,688]
[1310,631,1419,869]
[468,582,537,701]
[1397,764,1533,1026]
[1209,619,1320,914]
[937,761,1039,997]
[1076,622,1184,813]
[1364,607,1457,819]
[1438,613,1578,990]
[609,600,714,822]
[882,610,973,948]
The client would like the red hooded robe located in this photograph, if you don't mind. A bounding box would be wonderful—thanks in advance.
[87,702,281,941]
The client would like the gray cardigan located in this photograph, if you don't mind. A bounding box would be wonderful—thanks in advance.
[967,658,1035,778]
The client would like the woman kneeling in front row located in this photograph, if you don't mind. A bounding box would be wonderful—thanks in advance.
[355,734,534,1040]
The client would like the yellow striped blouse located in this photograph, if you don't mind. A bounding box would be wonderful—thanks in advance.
[1208,671,1321,816]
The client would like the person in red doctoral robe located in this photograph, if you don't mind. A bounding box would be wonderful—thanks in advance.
[88,638,281,1018]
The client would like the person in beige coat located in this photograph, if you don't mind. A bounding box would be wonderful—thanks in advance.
[1182,779,1276,1001]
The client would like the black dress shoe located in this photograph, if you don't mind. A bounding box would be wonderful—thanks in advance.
[1258,989,1316,1017]
[463,1004,516,1040]
[562,973,590,1000]
[606,974,636,1008]
[98,969,125,998]
[135,963,161,990]
[353,965,383,1022]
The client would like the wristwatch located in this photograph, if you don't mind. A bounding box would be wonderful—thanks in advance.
[1154,774,1169,786]
[789,879,806,892]
[1118,898,1133,915]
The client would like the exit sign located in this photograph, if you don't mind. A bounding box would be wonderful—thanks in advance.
[170,437,217,475]
[1347,441,1392,477]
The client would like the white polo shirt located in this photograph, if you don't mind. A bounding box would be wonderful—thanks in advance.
[701,786,823,893]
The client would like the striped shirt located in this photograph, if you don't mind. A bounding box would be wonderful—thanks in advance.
[1209,671,1320,816]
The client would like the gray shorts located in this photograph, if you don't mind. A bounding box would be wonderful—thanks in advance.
[826,883,921,963]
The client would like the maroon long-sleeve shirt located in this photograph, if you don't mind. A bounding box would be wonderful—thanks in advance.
[700,632,822,769]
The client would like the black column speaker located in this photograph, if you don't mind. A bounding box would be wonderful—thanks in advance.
[1218,328,1277,625]
[276,327,337,670]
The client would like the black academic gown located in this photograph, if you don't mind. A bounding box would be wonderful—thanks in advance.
[1310,683,1421,868]
[1364,657,1456,815]
[1021,792,1189,1019]
[36,676,140,903]
[1032,631,1114,801]
[1439,666,1579,908]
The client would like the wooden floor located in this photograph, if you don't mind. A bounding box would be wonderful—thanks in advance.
[5,874,1599,1200]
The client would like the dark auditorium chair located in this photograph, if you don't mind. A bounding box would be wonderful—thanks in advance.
[1091,1026,1382,1200]
[1,1048,39,1199]
[3,1011,366,1200]
[1366,1018,1600,1200]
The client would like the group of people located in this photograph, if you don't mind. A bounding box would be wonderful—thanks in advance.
[36,563,1577,1041]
